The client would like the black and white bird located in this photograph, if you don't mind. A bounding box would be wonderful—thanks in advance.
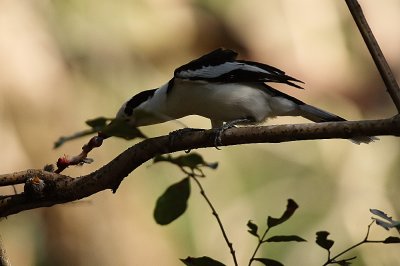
[116,48,375,144]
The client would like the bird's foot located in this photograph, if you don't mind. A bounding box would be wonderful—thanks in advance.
[213,118,253,149]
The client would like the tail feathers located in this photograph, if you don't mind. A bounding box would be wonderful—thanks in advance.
[299,104,346,123]
[298,104,378,144]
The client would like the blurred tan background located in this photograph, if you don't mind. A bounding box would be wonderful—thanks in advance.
[0,0,399,265]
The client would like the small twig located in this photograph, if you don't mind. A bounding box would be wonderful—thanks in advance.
[248,226,272,266]
[345,0,400,112]
[0,236,11,266]
[327,256,357,266]
[55,133,108,173]
[190,174,238,266]
[323,221,387,265]
[54,128,97,149]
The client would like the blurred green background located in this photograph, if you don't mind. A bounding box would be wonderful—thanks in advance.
[0,0,399,265]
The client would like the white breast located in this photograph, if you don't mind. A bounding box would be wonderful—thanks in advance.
[166,80,274,124]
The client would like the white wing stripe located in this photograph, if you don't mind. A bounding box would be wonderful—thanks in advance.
[177,62,271,79]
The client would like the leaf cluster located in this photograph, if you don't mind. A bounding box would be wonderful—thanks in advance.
[247,199,306,266]
[315,209,400,265]
[54,117,146,148]
[151,153,400,266]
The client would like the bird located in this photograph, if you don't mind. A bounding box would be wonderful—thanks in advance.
[116,48,375,144]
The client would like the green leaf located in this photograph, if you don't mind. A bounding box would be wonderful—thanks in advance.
[370,208,400,231]
[154,178,191,225]
[336,258,356,266]
[178,153,218,170]
[54,117,146,148]
[247,220,259,238]
[253,258,284,266]
[85,117,109,128]
[153,153,218,173]
[265,235,306,242]
[267,199,298,228]
[54,128,97,148]
[180,256,226,266]
[315,231,334,250]
[176,153,204,169]
[101,118,146,139]
[383,236,400,244]
[370,209,392,221]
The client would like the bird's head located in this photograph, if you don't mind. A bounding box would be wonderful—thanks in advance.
[115,88,161,127]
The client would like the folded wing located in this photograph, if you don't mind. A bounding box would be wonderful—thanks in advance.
[174,48,304,89]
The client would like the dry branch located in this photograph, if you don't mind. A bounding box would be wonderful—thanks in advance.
[345,0,400,111]
[1,116,399,218]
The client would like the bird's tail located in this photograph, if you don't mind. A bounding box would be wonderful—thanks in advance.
[298,104,377,144]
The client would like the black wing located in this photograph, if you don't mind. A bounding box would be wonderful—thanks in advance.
[174,48,238,75]
[174,48,304,89]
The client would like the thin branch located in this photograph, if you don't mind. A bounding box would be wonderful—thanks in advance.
[0,116,400,217]
[190,175,238,266]
[345,0,400,112]
[248,226,272,266]
[323,221,374,265]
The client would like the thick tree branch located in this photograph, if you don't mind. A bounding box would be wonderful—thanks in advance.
[345,0,400,112]
[0,116,399,218]
[0,236,11,266]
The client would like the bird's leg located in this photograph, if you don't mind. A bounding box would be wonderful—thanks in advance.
[169,128,205,152]
[214,118,254,149]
